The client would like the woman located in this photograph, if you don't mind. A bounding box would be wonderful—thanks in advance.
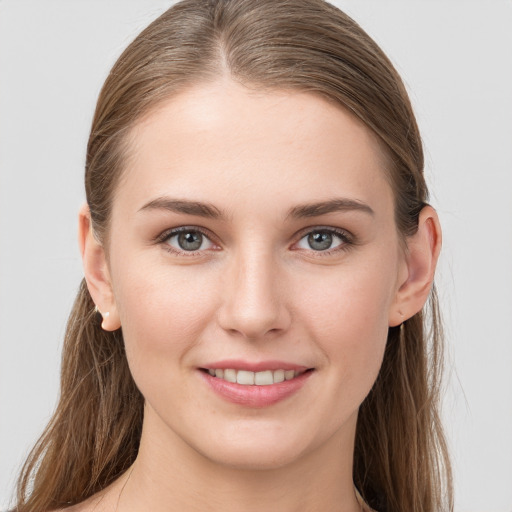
[13,0,452,511]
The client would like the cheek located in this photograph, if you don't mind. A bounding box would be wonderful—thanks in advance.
[295,255,397,395]
[111,256,221,376]
[111,261,227,422]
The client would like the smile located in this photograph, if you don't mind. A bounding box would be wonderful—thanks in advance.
[205,368,306,386]
[199,365,314,407]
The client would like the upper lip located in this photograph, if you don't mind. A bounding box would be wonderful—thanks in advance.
[200,359,311,372]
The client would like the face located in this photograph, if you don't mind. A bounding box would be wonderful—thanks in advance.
[105,79,407,469]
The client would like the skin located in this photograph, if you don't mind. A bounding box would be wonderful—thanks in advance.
[76,78,441,512]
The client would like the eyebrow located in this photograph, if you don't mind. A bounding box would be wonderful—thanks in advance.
[286,198,375,219]
[138,196,374,220]
[138,197,224,219]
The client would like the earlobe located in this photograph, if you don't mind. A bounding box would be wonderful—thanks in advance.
[389,206,442,326]
[78,203,121,331]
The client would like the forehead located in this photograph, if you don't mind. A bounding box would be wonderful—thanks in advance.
[120,79,393,217]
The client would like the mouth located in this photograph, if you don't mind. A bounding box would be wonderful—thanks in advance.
[200,367,312,386]
[198,360,315,407]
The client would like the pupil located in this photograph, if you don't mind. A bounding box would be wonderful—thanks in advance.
[178,231,202,251]
[308,232,332,251]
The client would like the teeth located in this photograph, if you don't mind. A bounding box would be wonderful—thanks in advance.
[237,370,254,385]
[207,368,304,385]
[273,369,285,383]
[254,370,273,385]
[223,368,237,383]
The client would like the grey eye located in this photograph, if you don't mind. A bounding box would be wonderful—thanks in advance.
[296,230,345,252]
[166,230,214,252]
[307,231,333,251]
[178,231,203,251]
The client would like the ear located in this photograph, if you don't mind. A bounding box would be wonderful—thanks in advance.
[389,205,442,326]
[78,203,121,331]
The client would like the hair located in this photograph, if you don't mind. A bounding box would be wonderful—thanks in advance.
[14,1,452,511]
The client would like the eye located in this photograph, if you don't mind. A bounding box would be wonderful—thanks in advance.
[162,228,216,253]
[295,228,349,252]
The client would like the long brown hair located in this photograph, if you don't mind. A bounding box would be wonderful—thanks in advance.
[14,1,452,511]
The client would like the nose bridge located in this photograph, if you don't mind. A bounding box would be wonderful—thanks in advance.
[218,243,289,339]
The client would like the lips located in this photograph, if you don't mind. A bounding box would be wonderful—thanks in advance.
[199,361,314,407]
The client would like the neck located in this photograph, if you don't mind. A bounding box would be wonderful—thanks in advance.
[117,407,362,512]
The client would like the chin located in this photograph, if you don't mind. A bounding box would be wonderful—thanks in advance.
[200,442,308,471]
[188,422,324,472]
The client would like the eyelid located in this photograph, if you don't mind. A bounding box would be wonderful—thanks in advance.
[153,224,355,257]
[155,226,220,255]
[291,226,354,254]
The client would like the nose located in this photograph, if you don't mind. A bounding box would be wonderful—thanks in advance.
[217,248,291,340]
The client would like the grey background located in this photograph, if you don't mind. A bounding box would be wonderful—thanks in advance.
[1,1,511,510]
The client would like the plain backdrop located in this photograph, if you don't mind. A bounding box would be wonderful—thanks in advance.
[1,1,511,511]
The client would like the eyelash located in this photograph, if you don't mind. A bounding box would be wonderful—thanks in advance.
[155,226,218,257]
[155,226,354,257]
[294,226,354,257]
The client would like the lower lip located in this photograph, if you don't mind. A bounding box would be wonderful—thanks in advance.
[199,370,314,408]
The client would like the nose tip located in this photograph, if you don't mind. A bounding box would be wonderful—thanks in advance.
[217,254,291,340]
[220,308,284,340]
